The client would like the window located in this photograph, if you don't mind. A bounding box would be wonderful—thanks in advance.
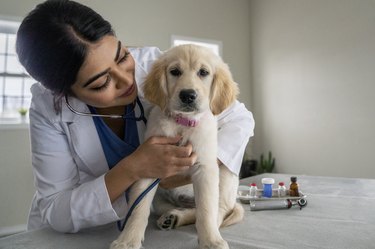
[171,35,222,57]
[0,20,33,122]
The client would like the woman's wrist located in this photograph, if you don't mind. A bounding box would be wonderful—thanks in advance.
[104,156,139,203]
[119,155,140,182]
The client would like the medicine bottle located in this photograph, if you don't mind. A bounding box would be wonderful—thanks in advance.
[277,182,287,197]
[261,178,275,198]
[289,176,299,197]
[249,183,258,198]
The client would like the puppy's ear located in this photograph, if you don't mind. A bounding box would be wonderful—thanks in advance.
[210,62,239,115]
[143,58,168,110]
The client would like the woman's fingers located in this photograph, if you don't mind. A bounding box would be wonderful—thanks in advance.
[171,152,197,167]
[147,136,194,158]
[175,143,193,158]
[131,136,198,179]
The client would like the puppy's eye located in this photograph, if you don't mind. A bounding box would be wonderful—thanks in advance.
[170,68,182,77]
[198,68,209,77]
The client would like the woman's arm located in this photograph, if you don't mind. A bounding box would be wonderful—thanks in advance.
[29,103,120,233]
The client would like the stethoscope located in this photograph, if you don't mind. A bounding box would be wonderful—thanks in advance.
[65,94,147,124]
[65,94,157,231]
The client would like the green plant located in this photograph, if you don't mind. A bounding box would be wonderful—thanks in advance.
[257,151,275,174]
[18,108,28,116]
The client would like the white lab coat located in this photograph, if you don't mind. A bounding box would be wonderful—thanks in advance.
[27,47,255,233]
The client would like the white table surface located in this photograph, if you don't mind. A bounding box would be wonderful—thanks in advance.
[1,173,374,249]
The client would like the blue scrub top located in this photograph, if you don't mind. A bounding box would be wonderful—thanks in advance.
[89,103,140,169]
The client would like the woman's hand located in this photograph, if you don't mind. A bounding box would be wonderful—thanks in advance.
[124,136,197,180]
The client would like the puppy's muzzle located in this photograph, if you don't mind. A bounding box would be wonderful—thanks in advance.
[179,89,197,104]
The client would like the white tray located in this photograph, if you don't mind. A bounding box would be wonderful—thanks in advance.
[237,185,307,204]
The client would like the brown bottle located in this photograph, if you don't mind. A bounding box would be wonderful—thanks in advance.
[289,176,299,197]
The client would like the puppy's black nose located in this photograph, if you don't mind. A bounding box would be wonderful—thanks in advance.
[179,89,197,104]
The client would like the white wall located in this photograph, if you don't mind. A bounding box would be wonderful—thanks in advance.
[249,0,375,178]
[0,127,34,235]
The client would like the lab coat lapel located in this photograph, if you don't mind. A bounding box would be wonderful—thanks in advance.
[62,97,108,176]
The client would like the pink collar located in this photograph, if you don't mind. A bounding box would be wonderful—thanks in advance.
[174,114,200,127]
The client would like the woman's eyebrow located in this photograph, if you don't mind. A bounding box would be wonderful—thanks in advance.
[83,69,110,87]
[114,40,121,61]
[83,41,122,88]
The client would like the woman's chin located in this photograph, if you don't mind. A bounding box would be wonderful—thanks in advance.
[118,88,138,106]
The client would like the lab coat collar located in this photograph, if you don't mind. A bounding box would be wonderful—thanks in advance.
[61,96,88,123]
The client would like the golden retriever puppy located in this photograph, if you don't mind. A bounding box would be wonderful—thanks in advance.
[110,44,243,249]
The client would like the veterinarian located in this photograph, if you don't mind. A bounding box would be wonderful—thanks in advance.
[16,0,255,233]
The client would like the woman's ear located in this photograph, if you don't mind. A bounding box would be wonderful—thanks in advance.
[210,62,239,115]
[143,58,168,110]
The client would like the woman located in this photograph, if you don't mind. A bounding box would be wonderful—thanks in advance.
[16,0,254,233]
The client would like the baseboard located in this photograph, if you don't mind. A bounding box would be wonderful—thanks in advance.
[0,224,27,238]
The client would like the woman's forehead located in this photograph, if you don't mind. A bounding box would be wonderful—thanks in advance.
[76,36,119,85]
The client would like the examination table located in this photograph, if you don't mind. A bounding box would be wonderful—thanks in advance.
[1,174,374,249]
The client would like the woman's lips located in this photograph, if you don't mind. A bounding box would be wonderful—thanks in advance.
[121,83,135,97]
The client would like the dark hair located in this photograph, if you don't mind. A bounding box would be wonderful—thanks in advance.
[16,0,114,98]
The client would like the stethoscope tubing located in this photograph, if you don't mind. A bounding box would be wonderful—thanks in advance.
[65,95,147,123]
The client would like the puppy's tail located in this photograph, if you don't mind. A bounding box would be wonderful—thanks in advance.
[220,203,244,228]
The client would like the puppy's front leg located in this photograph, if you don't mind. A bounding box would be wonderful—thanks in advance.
[192,164,229,249]
[110,178,157,249]
[218,164,244,228]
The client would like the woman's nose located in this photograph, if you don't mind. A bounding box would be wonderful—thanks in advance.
[112,67,133,89]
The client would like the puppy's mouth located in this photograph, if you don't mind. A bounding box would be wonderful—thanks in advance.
[178,103,199,113]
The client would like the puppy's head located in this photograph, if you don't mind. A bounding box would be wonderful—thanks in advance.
[143,45,238,116]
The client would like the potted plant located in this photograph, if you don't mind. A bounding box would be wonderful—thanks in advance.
[18,108,28,116]
[18,108,28,121]
[257,151,275,174]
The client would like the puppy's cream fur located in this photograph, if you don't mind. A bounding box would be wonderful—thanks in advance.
[110,45,243,249]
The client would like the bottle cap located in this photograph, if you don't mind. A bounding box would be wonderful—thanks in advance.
[278,182,285,186]
[291,176,297,182]
[249,183,257,187]
[261,178,275,184]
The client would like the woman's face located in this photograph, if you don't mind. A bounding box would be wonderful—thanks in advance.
[71,35,137,108]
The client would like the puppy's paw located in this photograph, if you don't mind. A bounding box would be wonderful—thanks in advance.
[109,240,143,249]
[157,213,178,230]
[199,239,229,249]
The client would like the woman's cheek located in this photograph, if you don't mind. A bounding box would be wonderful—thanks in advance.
[95,94,116,107]
[82,92,114,107]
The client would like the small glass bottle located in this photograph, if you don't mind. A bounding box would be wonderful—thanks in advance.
[249,183,258,198]
[289,176,299,197]
[277,182,287,197]
[261,178,275,198]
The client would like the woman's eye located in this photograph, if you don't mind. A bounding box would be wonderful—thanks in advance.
[170,68,182,77]
[198,68,209,77]
[118,51,130,64]
[92,75,111,91]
